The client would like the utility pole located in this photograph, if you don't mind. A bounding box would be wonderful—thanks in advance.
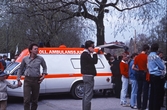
[166,15,167,57]
[134,29,137,53]
[6,25,9,58]
[165,6,167,109]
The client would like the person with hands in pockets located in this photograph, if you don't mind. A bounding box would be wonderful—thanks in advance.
[17,43,47,110]
[80,40,98,110]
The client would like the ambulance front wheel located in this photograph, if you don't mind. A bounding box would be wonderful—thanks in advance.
[71,81,84,99]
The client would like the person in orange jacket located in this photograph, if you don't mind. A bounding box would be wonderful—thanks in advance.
[132,44,150,110]
[0,62,4,73]
[120,53,129,107]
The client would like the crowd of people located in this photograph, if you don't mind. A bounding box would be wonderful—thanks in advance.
[0,41,166,110]
[80,41,167,110]
[107,43,167,110]
[0,54,19,69]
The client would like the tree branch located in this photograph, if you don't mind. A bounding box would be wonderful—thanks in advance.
[58,10,97,23]
[87,0,99,7]
[106,1,155,11]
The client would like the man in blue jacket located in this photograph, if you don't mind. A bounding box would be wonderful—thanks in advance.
[148,43,165,110]
[129,53,138,109]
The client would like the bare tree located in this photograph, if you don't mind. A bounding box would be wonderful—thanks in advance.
[149,15,167,55]
[127,33,151,54]
[6,0,164,46]
[127,14,167,56]
[0,0,86,57]
[7,1,83,45]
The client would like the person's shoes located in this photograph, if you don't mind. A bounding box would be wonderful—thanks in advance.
[120,101,123,105]
[122,103,130,107]
[130,105,137,109]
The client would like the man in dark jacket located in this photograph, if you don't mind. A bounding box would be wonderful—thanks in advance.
[80,40,98,110]
[110,56,122,98]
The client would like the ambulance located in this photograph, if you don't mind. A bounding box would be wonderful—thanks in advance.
[4,44,124,99]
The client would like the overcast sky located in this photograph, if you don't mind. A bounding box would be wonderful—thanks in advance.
[104,19,147,43]
[104,0,166,43]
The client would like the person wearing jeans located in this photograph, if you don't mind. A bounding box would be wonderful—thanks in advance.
[80,40,98,110]
[132,44,150,110]
[129,53,138,109]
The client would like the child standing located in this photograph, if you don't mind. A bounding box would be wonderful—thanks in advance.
[0,72,21,110]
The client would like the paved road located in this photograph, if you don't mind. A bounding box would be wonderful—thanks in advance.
[7,93,166,110]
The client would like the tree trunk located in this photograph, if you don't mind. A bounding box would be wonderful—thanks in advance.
[96,19,105,46]
[96,5,105,46]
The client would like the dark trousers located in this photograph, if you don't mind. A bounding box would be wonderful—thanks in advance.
[160,78,165,107]
[113,77,122,98]
[24,76,40,110]
[136,71,149,109]
[149,75,163,110]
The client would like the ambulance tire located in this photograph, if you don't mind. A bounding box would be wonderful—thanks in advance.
[71,81,84,99]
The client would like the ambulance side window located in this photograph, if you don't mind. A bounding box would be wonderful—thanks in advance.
[95,59,105,69]
[71,58,80,69]
[71,58,104,69]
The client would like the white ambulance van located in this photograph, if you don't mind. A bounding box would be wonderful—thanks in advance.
[5,44,124,99]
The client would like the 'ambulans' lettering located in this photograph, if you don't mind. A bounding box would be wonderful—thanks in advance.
[39,50,48,54]
[39,50,82,54]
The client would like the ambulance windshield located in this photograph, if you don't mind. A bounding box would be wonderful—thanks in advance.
[4,62,19,75]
